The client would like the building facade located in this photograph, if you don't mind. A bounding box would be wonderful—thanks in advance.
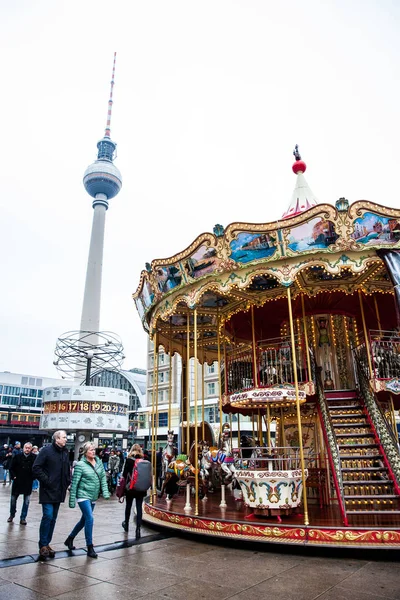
[0,371,73,446]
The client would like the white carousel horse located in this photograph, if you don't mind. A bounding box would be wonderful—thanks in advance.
[162,430,177,482]
[206,429,235,484]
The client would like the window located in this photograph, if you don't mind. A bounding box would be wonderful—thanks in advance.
[29,378,35,386]
[159,353,165,365]
[208,363,215,374]
[158,390,164,403]
[158,412,168,427]
[36,379,42,387]
[207,382,216,396]
[4,386,20,396]
[21,377,28,385]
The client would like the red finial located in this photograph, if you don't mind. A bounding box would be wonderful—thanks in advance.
[292,144,307,174]
[104,52,117,138]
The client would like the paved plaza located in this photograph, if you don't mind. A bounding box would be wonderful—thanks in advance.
[0,481,398,599]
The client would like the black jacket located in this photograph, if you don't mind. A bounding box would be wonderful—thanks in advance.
[32,442,70,504]
[123,455,147,499]
[10,452,36,496]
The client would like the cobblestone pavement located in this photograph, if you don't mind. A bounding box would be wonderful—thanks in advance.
[0,481,398,599]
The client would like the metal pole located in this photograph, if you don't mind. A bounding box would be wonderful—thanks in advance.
[194,308,199,516]
[186,310,190,455]
[153,331,159,500]
[373,294,382,335]
[85,355,92,386]
[251,306,258,388]
[201,327,205,442]
[287,286,309,525]
[266,404,271,448]
[301,293,312,382]
[168,320,173,430]
[358,290,373,377]
[217,309,223,438]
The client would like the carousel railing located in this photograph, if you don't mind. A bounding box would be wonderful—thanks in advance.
[370,329,400,380]
[226,334,308,394]
[354,356,400,492]
[353,330,400,381]
[310,351,348,525]
[232,446,304,470]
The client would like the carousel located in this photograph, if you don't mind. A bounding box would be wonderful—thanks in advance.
[133,146,400,548]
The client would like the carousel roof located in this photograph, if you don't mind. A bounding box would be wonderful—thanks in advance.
[132,148,400,360]
[281,145,319,219]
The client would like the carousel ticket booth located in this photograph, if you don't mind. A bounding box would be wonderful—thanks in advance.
[133,149,400,548]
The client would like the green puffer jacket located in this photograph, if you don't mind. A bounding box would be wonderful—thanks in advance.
[69,456,110,508]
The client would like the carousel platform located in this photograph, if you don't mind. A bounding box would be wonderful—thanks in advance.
[143,488,400,550]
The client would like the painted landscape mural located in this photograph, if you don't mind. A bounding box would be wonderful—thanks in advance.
[155,264,182,293]
[230,232,276,263]
[183,244,222,279]
[352,212,400,246]
[287,217,338,252]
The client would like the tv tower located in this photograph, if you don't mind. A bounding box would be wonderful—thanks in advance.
[81,52,122,333]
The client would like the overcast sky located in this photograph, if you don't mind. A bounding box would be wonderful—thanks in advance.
[1,0,399,378]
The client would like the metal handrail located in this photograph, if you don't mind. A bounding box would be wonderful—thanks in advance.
[354,356,400,491]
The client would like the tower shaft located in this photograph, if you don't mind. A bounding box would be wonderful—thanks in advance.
[80,197,107,334]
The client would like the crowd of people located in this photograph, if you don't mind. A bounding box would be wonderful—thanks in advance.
[0,432,151,561]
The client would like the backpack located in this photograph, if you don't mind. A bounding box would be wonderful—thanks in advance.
[129,458,152,492]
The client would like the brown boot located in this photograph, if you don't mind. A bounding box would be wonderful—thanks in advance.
[39,546,49,561]
[46,545,55,558]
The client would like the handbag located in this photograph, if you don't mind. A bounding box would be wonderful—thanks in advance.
[116,475,126,501]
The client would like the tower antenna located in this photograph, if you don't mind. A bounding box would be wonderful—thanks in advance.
[105,52,117,138]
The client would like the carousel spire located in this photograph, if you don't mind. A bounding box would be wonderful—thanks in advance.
[281,145,319,219]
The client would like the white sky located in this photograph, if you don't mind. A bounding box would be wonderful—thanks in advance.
[1,0,400,378]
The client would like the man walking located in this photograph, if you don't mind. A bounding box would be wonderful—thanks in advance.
[32,430,70,560]
[12,441,22,457]
[7,442,35,524]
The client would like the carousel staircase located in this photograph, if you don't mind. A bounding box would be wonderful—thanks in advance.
[325,390,400,518]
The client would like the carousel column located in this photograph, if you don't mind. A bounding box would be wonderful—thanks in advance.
[186,310,191,455]
[374,295,382,336]
[266,404,271,448]
[180,338,186,454]
[194,308,199,516]
[168,321,173,430]
[358,290,373,377]
[152,331,159,501]
[252,305,262,444]
[217,308,223,438]
[201,328,205,442]
[287,286,309,526]
[301,293,312,382]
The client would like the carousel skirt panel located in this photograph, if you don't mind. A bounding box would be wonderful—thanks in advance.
[144,493,400,549]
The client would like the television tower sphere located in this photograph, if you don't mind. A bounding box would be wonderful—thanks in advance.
[83,150,122,201]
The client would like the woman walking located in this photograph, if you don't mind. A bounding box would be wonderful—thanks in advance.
[121,444,147,539]
[65,442,110,558]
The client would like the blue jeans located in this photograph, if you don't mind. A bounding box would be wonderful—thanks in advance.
[3,469,9,483]
[39,503,60,549]
[69,500,95,546]
[32,479,39,491]
[10,493,30,520]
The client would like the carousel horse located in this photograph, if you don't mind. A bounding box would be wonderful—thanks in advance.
[158,455,199,500]
[206,425,235,485]
[188,440,212,498]
[161,430,177,482]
